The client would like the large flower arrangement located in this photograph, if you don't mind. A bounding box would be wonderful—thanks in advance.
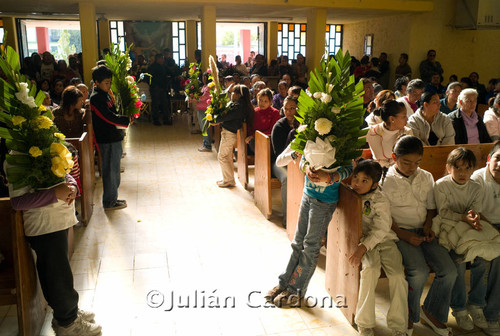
[0,42,74,190]
[183,62,202,101]
[201,55,231,135]
[291,49,367,170]
[104,43,142,118]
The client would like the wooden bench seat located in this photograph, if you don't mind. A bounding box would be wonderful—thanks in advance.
[237,123,254,189]
[66,131,94,226]
[254,131,281,219]
[0,198,47,336]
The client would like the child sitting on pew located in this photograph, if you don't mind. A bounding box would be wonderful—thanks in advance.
[265,153,352,308]
[471,141,500,335]
[348,159,408,336]
[433,147,500,332]
[383,135,457,336]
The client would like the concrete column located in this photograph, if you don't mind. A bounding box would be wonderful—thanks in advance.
[35,27,50,54]
[98,18,111,53]
[240,30,251,66]
[186,20,197,65]
[266,21,278,65]
[78,2,98,86]
[306,8,327,72]
[200,5,216,71]
[2,17,19,54]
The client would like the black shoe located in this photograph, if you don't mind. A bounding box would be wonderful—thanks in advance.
[104,200,127,210]
[164,118,173,125]
[153,121,161,126]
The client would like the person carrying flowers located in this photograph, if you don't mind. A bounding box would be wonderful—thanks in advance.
[0,43,102,336]
[265,50,367,307]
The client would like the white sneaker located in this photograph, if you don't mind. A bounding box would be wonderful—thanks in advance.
[468,305,489,329]
[392,330,407,336]
[358,326,374,336]
[53,309,96,327]
[53,315,102,336]
[483,321,500,336]
[453,309,474,330]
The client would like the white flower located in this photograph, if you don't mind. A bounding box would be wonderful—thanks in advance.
[331,106,341,114]
[126,56,132,71]
[304,137,337,171]
[314,118,332,135]
[126,75,135,84]
[313,92,322,99]
[327,83,334,93]
[297,125,307,133]
[320,93,332,104]
[326,134,337,143]
[15,82,37,108]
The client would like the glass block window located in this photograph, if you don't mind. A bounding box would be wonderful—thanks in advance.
[364,34,373,56]
[325,24,343,55]
[277,23,306,61]
[110,20,125,52]
[172,21,186,66]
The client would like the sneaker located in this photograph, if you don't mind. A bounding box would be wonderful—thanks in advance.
[407,328,414,336]
[358,327,374,336]
[273,290,302,308]
[216,180,235,188]
[53,310,96,327]
[483,321,500,336]
[198,146,212,152]
[53,315,102,336]
[468,305,489,329]
[392,330,406,336]
[421,307,453,335]
[104,200,127,211]
[452,309,474,331]
[265,285,284,303]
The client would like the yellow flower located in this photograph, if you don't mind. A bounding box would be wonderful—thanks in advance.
[188,68,194,76]
[12,116,26,126]
[206,114,213,121]
[29,146,42,158]
[38,105,47,112]
[54,133,66,140]
[208,82,215,88]
[51,162,66,177]
[35,115,53,129]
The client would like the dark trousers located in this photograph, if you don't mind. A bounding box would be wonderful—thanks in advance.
[27,229,79,327]
[151,86,171,123]
[99,141,122,208]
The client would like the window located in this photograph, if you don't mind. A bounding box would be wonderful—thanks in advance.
[325,24,343,55]
[277,23,306,61]
[110,20,125,52]
[364,34,373,56]
[172,21,186,67]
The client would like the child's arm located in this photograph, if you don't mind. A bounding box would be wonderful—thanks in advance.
[275,144,299,168]
[423,209,437,241]
[391,220,425,246]
[434,184,464,222]
[90,93,129,128]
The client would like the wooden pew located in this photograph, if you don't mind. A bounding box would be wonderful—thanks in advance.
[236,123,254,189]
[286,157,304,241]
[322,143,494,325]
[0,199,47,336]
[254,131,281,219]
[477,104,488,118]
[211,124,221,153]
[67,132,94,226]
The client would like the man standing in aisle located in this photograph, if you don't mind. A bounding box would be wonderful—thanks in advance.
[148,54,172,125]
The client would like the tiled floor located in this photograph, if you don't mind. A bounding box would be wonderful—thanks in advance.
[0,114,489,335]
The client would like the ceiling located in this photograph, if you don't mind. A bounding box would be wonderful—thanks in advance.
[0,0,432,23]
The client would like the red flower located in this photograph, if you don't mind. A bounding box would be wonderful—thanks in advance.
[134,113,140,118]
[207,69,212,73]
[191,85,194,89]
[186,80,190,84]
[190,93,194,97]
[206,99,211,105]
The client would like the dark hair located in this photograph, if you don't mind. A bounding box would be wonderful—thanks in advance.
[278,80,289,88]
[393,135,424,157]
[447,147,476,169]
[380,100,405,123]
[469,71,479,79]
[394,76,409,91]
[234,85,254,127]
[372,90,396,115]
[460,77,473,88]
[419,91,438,107]
[449,74,458,82]
[492,93,500,113]
[60,85,83,112]
[360,55,370,65]
[283,95,298,107]
[155,54,163,61]
[257,88,273,101]
[96,60,107,66]
[400,53,408,61]
[203,71,211,82]
[380,52,387,57]
[69,77,82,85]
[353,158,383,185]
[490,141,500,156]
[289,86,302,96]
[370,57,379,67]
[92,65,113,82]
[427,49,436,55]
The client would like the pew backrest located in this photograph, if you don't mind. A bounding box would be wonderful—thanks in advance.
[237,123,249,189]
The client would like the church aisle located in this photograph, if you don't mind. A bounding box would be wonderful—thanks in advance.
[0,114,485,336]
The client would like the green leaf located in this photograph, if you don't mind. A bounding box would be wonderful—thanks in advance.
[6,46,20,72]
[0,127,14,140]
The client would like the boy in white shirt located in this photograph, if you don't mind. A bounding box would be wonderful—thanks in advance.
[471,141,500,336]
[349,159,408,336]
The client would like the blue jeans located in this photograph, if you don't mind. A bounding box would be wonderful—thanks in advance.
[197,110,212,149]
[99,141,122,208]
[272,163,287,225]
[278,193,337,296]
[396,228,457,323]
[449,250,487,312]
[485,224,500,322]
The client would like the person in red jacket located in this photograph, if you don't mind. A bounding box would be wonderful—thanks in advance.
[245,88,280,153]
